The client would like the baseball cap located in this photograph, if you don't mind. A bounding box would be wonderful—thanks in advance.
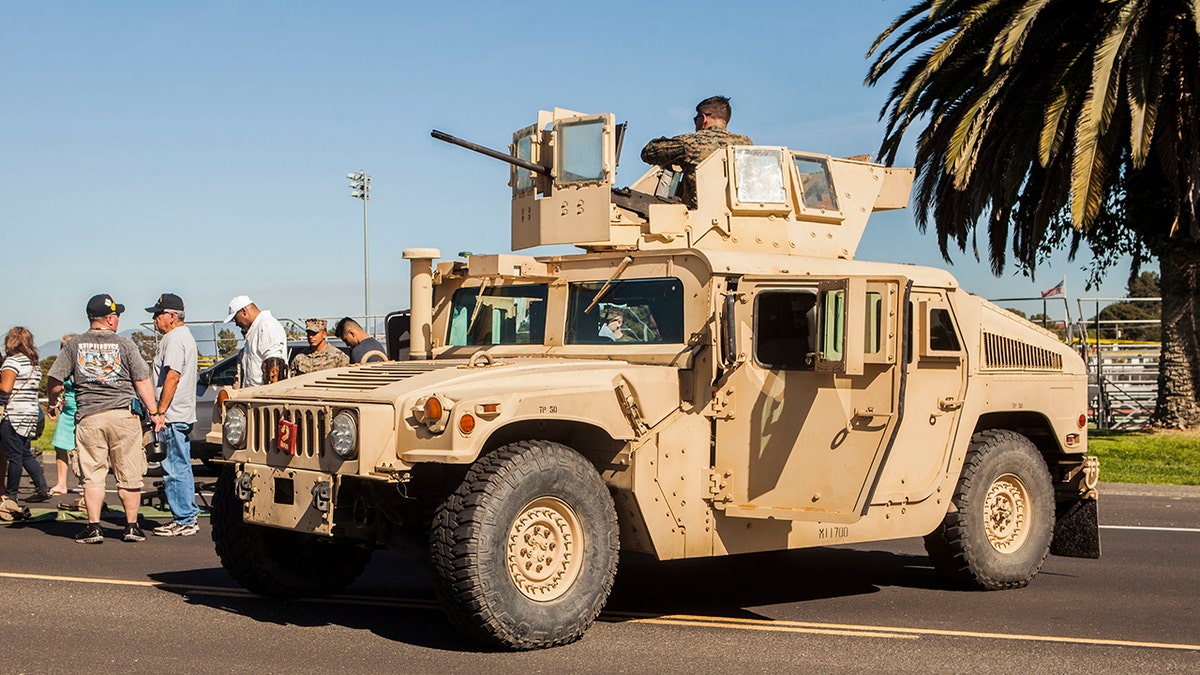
[145,293,185,314]
[86,294,125,319]
[225,295,253,322]
[305,318,328,332]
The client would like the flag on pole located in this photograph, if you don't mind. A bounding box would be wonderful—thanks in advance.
[1040,279,1065,298]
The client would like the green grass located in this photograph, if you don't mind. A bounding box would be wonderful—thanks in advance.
[1088,429,1200,486]
[33,417,60,455]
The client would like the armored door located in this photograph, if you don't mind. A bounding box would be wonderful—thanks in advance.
[713,276,905,523]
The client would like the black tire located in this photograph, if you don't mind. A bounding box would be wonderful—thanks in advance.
[924,430,1054,590]
[430,440,619,650]
[211,466,372,598]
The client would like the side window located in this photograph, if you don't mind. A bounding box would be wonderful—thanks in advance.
[819,287,846,365]
[733,147,788,206]
[815,279,894,374]
[755,290,818,370]
[793,155,839,211]
[865,291,883,355]
[567,278,684,345]
[928,307,962,352]
[448,285,549,346]
[210,356,240,387]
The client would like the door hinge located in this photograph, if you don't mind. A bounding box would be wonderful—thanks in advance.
[615,378,648,436]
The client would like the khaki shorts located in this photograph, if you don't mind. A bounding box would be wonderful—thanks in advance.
[75,408,146,491]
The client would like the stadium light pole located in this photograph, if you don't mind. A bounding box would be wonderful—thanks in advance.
[347,170,372,322]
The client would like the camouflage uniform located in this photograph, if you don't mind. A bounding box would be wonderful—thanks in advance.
[640,127,753,207]
[290,318,350,376]
[291,345,349,376]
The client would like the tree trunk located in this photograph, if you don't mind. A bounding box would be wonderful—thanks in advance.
[1151,238,1200,429]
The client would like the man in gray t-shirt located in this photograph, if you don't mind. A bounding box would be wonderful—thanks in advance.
[145,293,201,536]
[47,293,162,544]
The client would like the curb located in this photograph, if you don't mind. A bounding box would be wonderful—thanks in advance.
[1099,481,1200,499]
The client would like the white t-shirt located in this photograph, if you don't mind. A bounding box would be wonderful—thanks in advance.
[241,310,286,387]
[1,354,40,437]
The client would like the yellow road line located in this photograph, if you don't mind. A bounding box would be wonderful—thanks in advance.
[3,571,1197,651]
[605,611,1200,651]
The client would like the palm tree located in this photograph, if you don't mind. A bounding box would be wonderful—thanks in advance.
[867,0,1200,429]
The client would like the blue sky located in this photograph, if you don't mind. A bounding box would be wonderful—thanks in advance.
[0,1,1130,350]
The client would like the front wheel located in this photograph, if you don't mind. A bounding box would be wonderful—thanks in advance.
[211,466,373,598]
[430,440,619,650]
[924,430,1054,590]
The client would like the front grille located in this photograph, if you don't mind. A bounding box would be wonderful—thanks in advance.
[251,404,330,458]
[983,332,1062,371]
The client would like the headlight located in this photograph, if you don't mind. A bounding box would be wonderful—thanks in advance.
[328,411,358,459]
[224,406,247,449]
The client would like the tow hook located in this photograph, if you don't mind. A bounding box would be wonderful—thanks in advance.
[235,471,255,502]
[311,481,332,513]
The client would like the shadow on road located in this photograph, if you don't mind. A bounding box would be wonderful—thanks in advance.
[605,545,942,621]
[146,553,499,653]
[138,541,943,649]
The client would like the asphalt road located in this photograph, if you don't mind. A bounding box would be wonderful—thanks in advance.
[1,470,1197,674]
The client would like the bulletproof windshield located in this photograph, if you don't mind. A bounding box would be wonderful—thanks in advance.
[448,285,549,346]
[557,118,606,184]
[793,155,839,211]
[567,278,684,345]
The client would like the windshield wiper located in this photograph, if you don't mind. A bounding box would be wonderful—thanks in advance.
[466,278,493,335]
[584,256,634,314]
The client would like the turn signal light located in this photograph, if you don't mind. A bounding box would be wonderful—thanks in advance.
[459,414,476,434]
[424,396,444,422]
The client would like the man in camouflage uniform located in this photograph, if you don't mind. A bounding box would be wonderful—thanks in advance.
[290,318,349,377]
[640,95,753,208]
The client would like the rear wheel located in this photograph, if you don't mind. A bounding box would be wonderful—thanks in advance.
[211,466,372,598]
[430,440,619,650]
[924,430,1054,590]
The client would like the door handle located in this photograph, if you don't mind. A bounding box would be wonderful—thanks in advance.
[938,396,963,412]
[849,407,893,431]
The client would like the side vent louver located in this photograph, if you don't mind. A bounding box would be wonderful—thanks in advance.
[983,332,1062,371]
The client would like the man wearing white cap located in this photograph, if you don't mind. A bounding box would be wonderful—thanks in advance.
[225,295,286,388]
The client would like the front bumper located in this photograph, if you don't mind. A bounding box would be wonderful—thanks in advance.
[235,463,338,535]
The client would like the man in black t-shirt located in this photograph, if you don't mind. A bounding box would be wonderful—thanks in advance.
[48,294,163,545]
[334,317,388,364]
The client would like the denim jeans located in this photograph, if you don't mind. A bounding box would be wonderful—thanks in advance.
[2,418,48,496]
[161,422,198,525]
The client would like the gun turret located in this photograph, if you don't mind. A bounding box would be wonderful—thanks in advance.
[434,108,915,259]
[431,130,551,176]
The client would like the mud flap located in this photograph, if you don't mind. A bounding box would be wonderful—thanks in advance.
[1051,497,1100,559]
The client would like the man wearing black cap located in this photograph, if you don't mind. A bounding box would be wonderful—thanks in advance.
[47,294,162,544]
[146,293,200,537]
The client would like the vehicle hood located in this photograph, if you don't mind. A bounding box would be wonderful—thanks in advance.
[230,357,680,422]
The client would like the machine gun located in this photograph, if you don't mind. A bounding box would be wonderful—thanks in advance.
[431,129,552,176]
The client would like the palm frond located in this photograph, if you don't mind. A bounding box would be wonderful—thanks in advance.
[988,0,1050,71]
[1072,1,1140,227]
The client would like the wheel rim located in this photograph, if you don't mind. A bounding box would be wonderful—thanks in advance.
[506,496,583,602]
[984,472,1030,553]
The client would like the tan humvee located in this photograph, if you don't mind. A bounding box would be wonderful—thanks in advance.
[211,109,1100,650]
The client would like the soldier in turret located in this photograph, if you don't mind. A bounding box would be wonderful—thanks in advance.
[640,95,753,208]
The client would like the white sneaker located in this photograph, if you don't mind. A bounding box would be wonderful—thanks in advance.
[153,522,199,537]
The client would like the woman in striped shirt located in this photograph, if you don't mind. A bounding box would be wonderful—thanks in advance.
[1,327,50,502]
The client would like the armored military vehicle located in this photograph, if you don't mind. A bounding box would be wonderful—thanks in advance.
[210,108,1100,650]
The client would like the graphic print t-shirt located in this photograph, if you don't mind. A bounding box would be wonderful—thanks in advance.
[48,329,150,421]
